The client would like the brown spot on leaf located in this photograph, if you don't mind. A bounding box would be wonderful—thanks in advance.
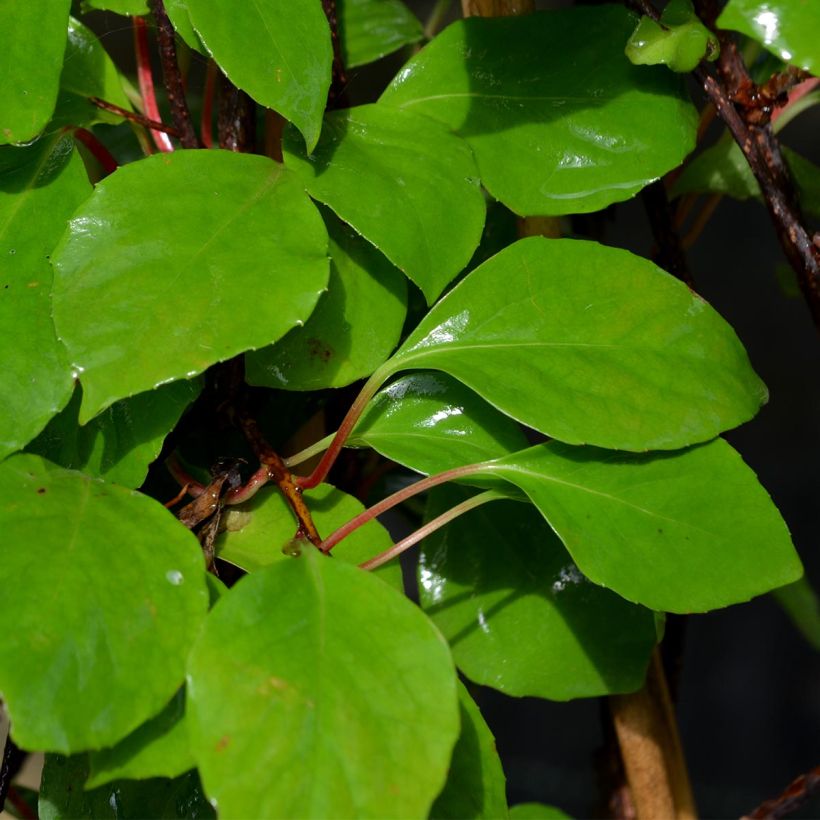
[216,735,231,751]
[36,487,46,494]
[306,337,333,363]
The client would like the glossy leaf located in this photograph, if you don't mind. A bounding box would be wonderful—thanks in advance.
[349,372,528,475]
[626,0,719,73]
[184,0,332,151]
[774,577,820,652]
[52,151,329,422]
[509,804,571,820]
[217,483,403,590]
[483,439,802,613]
[39,754,213,820]
[383,237,766,451]
[87,690,193,788]
[283,104,485,302]
[672,139,820,221]
[0,454,208,751]
[431,683,507,820]
[186,548,459,818]
[0,0,71,144]
[0,135,90,460]
[165,0,207,55]
[420,486,656,699]
[246,211,407,390]
[53,17,132,131]
[718,0,820,73]
[339,0,423,68]
[28,380,200,488]
[380,6,697,216]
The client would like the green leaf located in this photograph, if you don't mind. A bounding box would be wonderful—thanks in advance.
[0,453,209,752]
[672,138,820,222]
[482,439,803,613]
[509,804,571,820]
[184,0,332,151]
[773,577,820,652]
[626,0,719,73]
[0,135,90,460]
[349,373,528,475]
[283,104,485,303]
[186,548,459,818]
[51,151,329,423]
[430,682,507,820]
[0,0,71,144]
[82,0,149,14]
[339,0,423,68]
[246,210,407,390]
[52,17,132,131]
[87,690,194,788]
[383,237,766,451]
[419,486,656,699]
[380,6,697,216]
[39,754,214,820]
[28,380,201,488]
[718,0,820,73]
[165,0,207,55]
[217,482,403,591]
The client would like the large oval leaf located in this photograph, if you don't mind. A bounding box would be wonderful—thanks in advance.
[339,0,423,68]
[718,0,820,73]
[246,210,407,390]
[0,454,208,752]
[484,439,802,613]
[52,151,329,423]
[382,237,766,451]
[283,104,485,303]
[0,0,71,144]
[0,135,90,460]
[184,0,332,151]
[420,486,656,699]
[28,380,201,489]
[430,682,508,820]
[217,482,403,591]
[380,6,697,216]
[186,548,459,818]
[349,373,528,474]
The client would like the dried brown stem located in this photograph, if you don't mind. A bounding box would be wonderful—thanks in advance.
[237,414,322,547]
[743,764,820,819]
[217,74,256,152]
[149,0,199,148]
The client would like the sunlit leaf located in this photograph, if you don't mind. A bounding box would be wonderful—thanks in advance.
[283,104,485,302]
[381,6,697,216]
[0,454,208,751]
[187,548,459,817]
[0,135,90,460]
[420,486,656,699]
[51,151,328,422]
[383,237,766,451]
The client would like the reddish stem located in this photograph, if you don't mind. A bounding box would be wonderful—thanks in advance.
[201,60,217,149]
[319,461,487,553]
[165,453,206,497]
[133,17,174,152]
[72,128,118,176]
[89,97,181,136]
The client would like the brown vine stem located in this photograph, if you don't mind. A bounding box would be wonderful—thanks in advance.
[217,74,256,152]
[743,764,820,819]
[360,489,505,570]
[132,16,174,152]
[148,0,199,148]
[236,413,322,547]
[322,0,349,109]
[610,650,697,819]
[89,97,182,137]
[319,461,488,553]
[201,60,217,149]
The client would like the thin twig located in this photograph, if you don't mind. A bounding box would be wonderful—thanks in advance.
[201,60,217,148]
[89,97,182,137]
[360,490,504,570]
[743,765,820,819]
[217,73,256,152]
[133,16,174,152]
[642,180,694,286]
[149,0,199,148]
[424,0,453,39]
[319,461,488,553]
[0,733,24,813]
[72,128,119,177]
